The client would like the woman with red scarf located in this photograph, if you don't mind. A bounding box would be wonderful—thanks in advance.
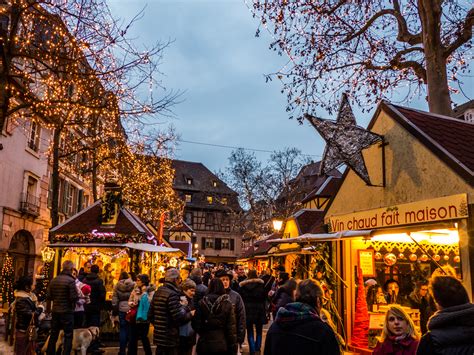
[373,305,419,355]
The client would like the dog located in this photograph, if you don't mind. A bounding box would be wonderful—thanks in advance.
[41,326,100,355]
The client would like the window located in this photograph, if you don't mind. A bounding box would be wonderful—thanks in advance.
[206,212,214,226]
[221,197,228,205]
[185,212,193,226]
[186,178,193,185]
[28,121,40,152]
[207,196,213,204]
[26,176,38,198]
[205,238,214,249]
[221,238,230,250]
[185,194,192,203]
[212,181,218,187]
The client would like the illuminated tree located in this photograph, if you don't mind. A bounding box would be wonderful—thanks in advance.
[0,254,14,305]
[251,0,473,117]
[0,1,180,226]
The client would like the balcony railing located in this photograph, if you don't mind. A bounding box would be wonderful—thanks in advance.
[20,193,40,216]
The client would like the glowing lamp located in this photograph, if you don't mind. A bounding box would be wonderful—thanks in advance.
[41,246,55,263]
[272,219,283,232]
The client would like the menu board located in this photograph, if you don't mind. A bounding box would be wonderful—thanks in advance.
[358,250,375,277]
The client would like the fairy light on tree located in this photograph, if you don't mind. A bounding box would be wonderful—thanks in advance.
[250,0,474,117]
[0,254,14,305]
[0,1,181,227]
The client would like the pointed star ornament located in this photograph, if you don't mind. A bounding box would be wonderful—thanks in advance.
[304,94,383,185]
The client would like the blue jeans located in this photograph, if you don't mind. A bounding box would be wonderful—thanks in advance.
[119,311,130,355]
[47,312,74,355]
[246,321,263,354]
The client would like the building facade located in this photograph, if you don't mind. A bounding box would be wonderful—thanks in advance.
[170,160,243,264]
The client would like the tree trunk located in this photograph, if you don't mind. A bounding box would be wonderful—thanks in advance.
[51,128,61,227]
[92,153,98,201]
[419,0,453,117]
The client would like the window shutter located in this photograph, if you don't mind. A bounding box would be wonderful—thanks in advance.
[77,190,84,213]
[215,238,221,250]
[202,237,206,250]
[230,238,235,251]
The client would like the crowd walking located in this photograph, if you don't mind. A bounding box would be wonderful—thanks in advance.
[4,259,474,355]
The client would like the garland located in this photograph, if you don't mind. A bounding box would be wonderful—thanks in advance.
[50,232,148,244]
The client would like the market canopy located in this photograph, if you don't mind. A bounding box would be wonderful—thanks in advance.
[269,230,374,244]
[124,243,180,254]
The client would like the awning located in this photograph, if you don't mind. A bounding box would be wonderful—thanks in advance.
[269,230,374,244]
[124,243,180,253]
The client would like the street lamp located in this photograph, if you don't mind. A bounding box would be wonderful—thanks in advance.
[41,246,55,263]
[272,219,283,232]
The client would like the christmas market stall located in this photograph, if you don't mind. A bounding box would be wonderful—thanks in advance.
[271,98,474,353]
[48,184,182,299]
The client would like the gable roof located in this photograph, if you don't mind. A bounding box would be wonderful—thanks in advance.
[50,200,156,240]
[301,175,342,204]
[382,103,474,185]
[172,160,236,195]
[292,209,326,234]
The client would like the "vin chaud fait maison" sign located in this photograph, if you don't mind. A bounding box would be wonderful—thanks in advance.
[326,194,468,232]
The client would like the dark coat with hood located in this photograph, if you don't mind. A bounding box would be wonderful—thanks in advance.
[239,278,266,324]
[112,278,135,313]
[47,271,78,313]
[226,288,246,344]
[83,272,106,313]
[417,303,474,355]
[189,275,208,309]
[264,302,340,355]
[148,281,192,348]
[14,291,42,331]
[194,293,237,355]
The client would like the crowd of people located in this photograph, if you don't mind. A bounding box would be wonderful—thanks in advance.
[8,260,474,355]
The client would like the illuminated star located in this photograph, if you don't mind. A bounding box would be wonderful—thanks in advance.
[304,94,382,185]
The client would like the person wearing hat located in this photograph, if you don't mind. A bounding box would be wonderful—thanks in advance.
[215,269,247,347]
[149,268,194,355]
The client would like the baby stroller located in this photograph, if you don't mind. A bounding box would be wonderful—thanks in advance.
[35,312,52,354]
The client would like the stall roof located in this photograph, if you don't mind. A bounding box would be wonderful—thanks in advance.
[50,200,155,238]
[49,242,180,254]
[269,230,373,244]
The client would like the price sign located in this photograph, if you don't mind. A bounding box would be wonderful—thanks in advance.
[358,250,375,277]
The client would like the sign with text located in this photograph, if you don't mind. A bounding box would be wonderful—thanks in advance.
[327,194,468,232]
[358,250,375,277]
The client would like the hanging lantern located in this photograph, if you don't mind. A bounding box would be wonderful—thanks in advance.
[375,252,383,260]
[443,255,450,261]
[41,246,56,263]
[384,253,397,266]
[169,257,178,267]
[454,255,461,263]
[398,253,406,260]
[433,254,441,261]
[409,254,418,262]
[420,254,429,262]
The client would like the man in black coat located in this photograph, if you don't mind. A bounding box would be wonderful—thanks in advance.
[189,267,208,309]
[83,264,106,354]
[264,279,340,355]
[417,275,474,354]
[46,260,78,355]
[149,268,193,355]
[215,269,246,347]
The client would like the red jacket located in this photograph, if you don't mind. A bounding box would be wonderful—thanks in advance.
[373,335,419,355]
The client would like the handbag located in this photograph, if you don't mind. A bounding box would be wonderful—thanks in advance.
[125,306,138,323]
[26,313,37,342]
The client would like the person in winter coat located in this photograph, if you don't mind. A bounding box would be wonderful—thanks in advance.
[112,271,135,355]
[239,270,267,355]
[189,268,208,309]
[271,278,297,320]
[128,274,153,355]
[71,268,90,329]
[83,264,106,354]
[46,260,78,355]
[417,275,474,355]
[194,278,237,355]
[408,280,435,335]
[215,269,246,347]
[264,279,340,355]
[13,276,44,355]
[179,279,197,355]
[373,305,419,355]
[148,268,194,355]
[231,265,247,292]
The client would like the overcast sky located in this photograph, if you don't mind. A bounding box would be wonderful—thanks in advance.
[108,0,473,173]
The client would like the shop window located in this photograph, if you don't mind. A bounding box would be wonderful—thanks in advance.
[185,194,192,203]
[27,121,40,152]
[207,196,213,204]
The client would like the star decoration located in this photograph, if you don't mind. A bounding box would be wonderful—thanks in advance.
[304,94,383,185]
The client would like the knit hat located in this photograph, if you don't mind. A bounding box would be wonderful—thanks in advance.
[81,284,91,296]
[164,268,180,282]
